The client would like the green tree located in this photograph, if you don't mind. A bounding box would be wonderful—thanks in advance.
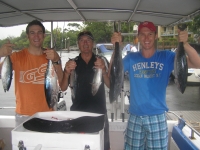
[120,22,137,43]
[83,22,113,43]
[68,23,83,31]
[57,23,83,49]
[82,21,136,44]
[187,14,200,43]
[1,22,139,49]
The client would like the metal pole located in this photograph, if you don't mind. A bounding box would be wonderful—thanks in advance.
[121,83,125,122]
[65,38,66,50]
[51,21,53,48]
[68,38,70,52]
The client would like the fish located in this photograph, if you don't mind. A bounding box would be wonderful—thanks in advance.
[44,60,59,109]
[109,42,124,103]
[1,55,13,92]
[91,67,102,96]
[69,58,78,99]
[100,56,109,72]
[174,24,188,94]
[69,69,77,99]
[91,55,109,96]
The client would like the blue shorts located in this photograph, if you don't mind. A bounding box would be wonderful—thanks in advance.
[124,113,168,150]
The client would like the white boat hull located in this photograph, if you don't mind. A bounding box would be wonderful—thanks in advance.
[0,112,200,150]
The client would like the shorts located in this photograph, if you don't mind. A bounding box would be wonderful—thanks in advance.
[124,113,168,150]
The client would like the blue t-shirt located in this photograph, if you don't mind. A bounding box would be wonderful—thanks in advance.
[123,50,175,116]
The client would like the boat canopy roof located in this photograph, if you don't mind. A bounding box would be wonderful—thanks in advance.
[0,0,200,27]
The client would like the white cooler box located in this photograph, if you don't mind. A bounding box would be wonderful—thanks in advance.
[12,111,104,150]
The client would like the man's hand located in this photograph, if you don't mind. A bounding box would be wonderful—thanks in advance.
[0,41,15,57]
[178,30,188,44]
[64,60,77,75]
[94,57,107,74]
[111,32,123,45]
[43,48,60,62]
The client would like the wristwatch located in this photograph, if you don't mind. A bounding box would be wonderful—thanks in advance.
[52,59,61,65]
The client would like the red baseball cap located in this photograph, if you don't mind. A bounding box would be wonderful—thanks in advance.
[138,21,156,32]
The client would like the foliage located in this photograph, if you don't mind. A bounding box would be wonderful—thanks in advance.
[82,21,137,44]
[161,37,177,42]
[120,22,137,43]
[0,19,198,49]
[187,14,200,43]
[0,23,83,50]
[188,37,196,43]
[83,22,113,43]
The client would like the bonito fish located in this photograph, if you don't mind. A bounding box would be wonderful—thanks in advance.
[101,56,109,72]
[109,42,124,103]
[91,67,102,96]
[91,55,109,96]
[174,24,188,94]
[69,58,78,99]
[1,55,13,92]
[69,69,77,99]
[45,60,59,109]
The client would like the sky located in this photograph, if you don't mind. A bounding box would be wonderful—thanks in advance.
[0,22,80,40]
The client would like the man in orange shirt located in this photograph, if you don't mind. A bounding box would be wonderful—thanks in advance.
[0,20,63,126]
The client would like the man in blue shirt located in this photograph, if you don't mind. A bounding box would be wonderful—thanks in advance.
[111,21,200,150]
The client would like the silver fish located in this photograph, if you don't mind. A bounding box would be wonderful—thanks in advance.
[44,60,59,109]
[109,42,124,103]
[69,69,77,99]
[69,57,78,99]
[100,56,109,73]
[1,55,13,92]
[174,24,188,94]
[91,67,102,96]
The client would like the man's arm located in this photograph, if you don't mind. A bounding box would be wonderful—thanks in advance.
[60,60,76,91]
[178,31,200,68]
[52,61,63,85]
[185,42,200,68]
[102,70,110,88]
[60,69,70,91]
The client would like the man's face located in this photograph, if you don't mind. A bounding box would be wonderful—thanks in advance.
[78,35,93,54]
[27,25,45,48]
[138,27,157,51]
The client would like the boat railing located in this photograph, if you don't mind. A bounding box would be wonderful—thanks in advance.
[0,107,16,109]
[168,111,200,139]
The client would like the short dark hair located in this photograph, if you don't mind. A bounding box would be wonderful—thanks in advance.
[77,31,94,41]
[26,20,45,34]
